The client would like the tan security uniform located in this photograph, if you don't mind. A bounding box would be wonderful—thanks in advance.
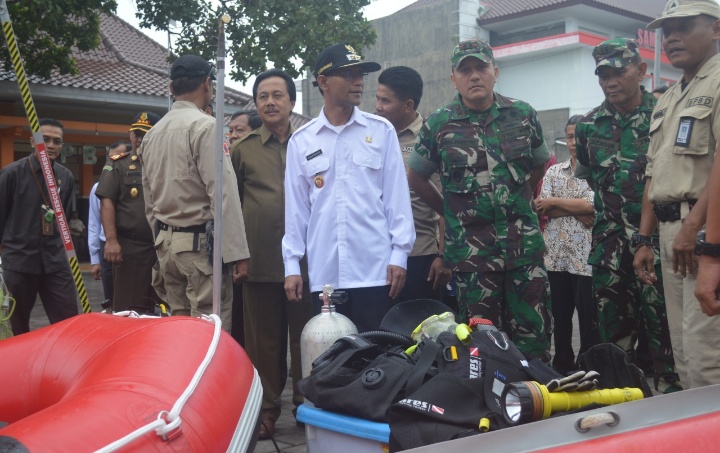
[138,100,250,331]
[230,124,313,422]
[96,151,162,312]
[400,113,440,257]
[398,113,444,302]
[647,53,720,388]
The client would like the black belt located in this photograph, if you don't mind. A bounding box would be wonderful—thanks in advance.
[157,221,206,234]
[117,228,153,243]
[653,200,697,223]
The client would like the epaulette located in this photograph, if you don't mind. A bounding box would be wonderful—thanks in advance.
[110,152,129,161]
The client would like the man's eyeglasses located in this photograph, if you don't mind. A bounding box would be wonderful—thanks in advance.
[327,69,368,81]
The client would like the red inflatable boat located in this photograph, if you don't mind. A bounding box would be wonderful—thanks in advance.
[0,313,262,452]
[405,382,720,452]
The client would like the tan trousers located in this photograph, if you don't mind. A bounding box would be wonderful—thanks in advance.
[659,218,720,388]
[243,281,313,421]
[155,229,232,331]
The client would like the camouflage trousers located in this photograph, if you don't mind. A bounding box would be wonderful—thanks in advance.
[593,245,677,382]
[455,263,552,362]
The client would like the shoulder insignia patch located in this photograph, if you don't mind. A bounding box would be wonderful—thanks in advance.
[110,152,128,161]
[102,165,113,172]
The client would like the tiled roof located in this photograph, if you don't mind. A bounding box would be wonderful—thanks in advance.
[475,0,666,22]
[101,14,169,72]
[0,13,310,125]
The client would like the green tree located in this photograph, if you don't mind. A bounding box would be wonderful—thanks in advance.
[134,0,376,83]
[1,0,377,83]
[1,0,118,79]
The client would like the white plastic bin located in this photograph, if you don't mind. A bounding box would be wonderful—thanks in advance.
[297,403,390,453]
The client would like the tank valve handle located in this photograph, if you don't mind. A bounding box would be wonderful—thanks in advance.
[320,284,348,307]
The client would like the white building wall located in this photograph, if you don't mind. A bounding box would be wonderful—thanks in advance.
[306,0,684,127]
[458,0,483,41]
[495,47,605,117]
[495,46,682,119]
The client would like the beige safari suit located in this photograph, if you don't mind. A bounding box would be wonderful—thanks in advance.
[139,100,250,331]
[400,113,441,257]
[647,54,720,388]
[398,113,445,302]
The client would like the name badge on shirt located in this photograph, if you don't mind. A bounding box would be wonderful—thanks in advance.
[42,219,53,235]
[306,150,323,161]
[42,205,54,236]
[675,118,693,148]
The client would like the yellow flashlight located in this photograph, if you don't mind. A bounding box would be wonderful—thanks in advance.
[501,381,644,425]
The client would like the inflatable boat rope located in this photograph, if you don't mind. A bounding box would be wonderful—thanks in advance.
[94,313,224,453]
[575,411,619,432]
[111,310,167,319]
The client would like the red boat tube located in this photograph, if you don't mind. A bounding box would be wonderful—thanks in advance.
[0,313,261,452]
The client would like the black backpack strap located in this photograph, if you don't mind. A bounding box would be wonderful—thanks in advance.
[337,334,374,349]
[578,343,653,397]
[311,334,377,370]
[406,339,441,395]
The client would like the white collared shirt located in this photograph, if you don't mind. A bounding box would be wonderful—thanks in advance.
[88,182,105,266]
[282,106,415,292]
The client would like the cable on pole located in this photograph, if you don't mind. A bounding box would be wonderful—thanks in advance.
[0,0,91,313]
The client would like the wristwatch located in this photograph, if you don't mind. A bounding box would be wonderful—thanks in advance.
[631,232,654,250]
[695,230,720,257]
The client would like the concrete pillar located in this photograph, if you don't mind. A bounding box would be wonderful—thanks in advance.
[0,128,15,168]
[81,160,94,197]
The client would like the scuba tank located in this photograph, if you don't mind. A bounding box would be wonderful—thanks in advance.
[300,284,357,378]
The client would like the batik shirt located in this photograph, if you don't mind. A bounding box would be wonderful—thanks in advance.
[540,160,594,276]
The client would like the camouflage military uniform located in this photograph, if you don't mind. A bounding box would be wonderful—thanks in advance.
[409,93,552,361]
[575,88,676,383]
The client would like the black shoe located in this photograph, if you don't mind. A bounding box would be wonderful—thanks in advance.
[292,407,305,428]
[258,416,275,440]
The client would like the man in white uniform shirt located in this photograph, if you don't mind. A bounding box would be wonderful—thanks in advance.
[88,141,128,305]
[282,43,415,332]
